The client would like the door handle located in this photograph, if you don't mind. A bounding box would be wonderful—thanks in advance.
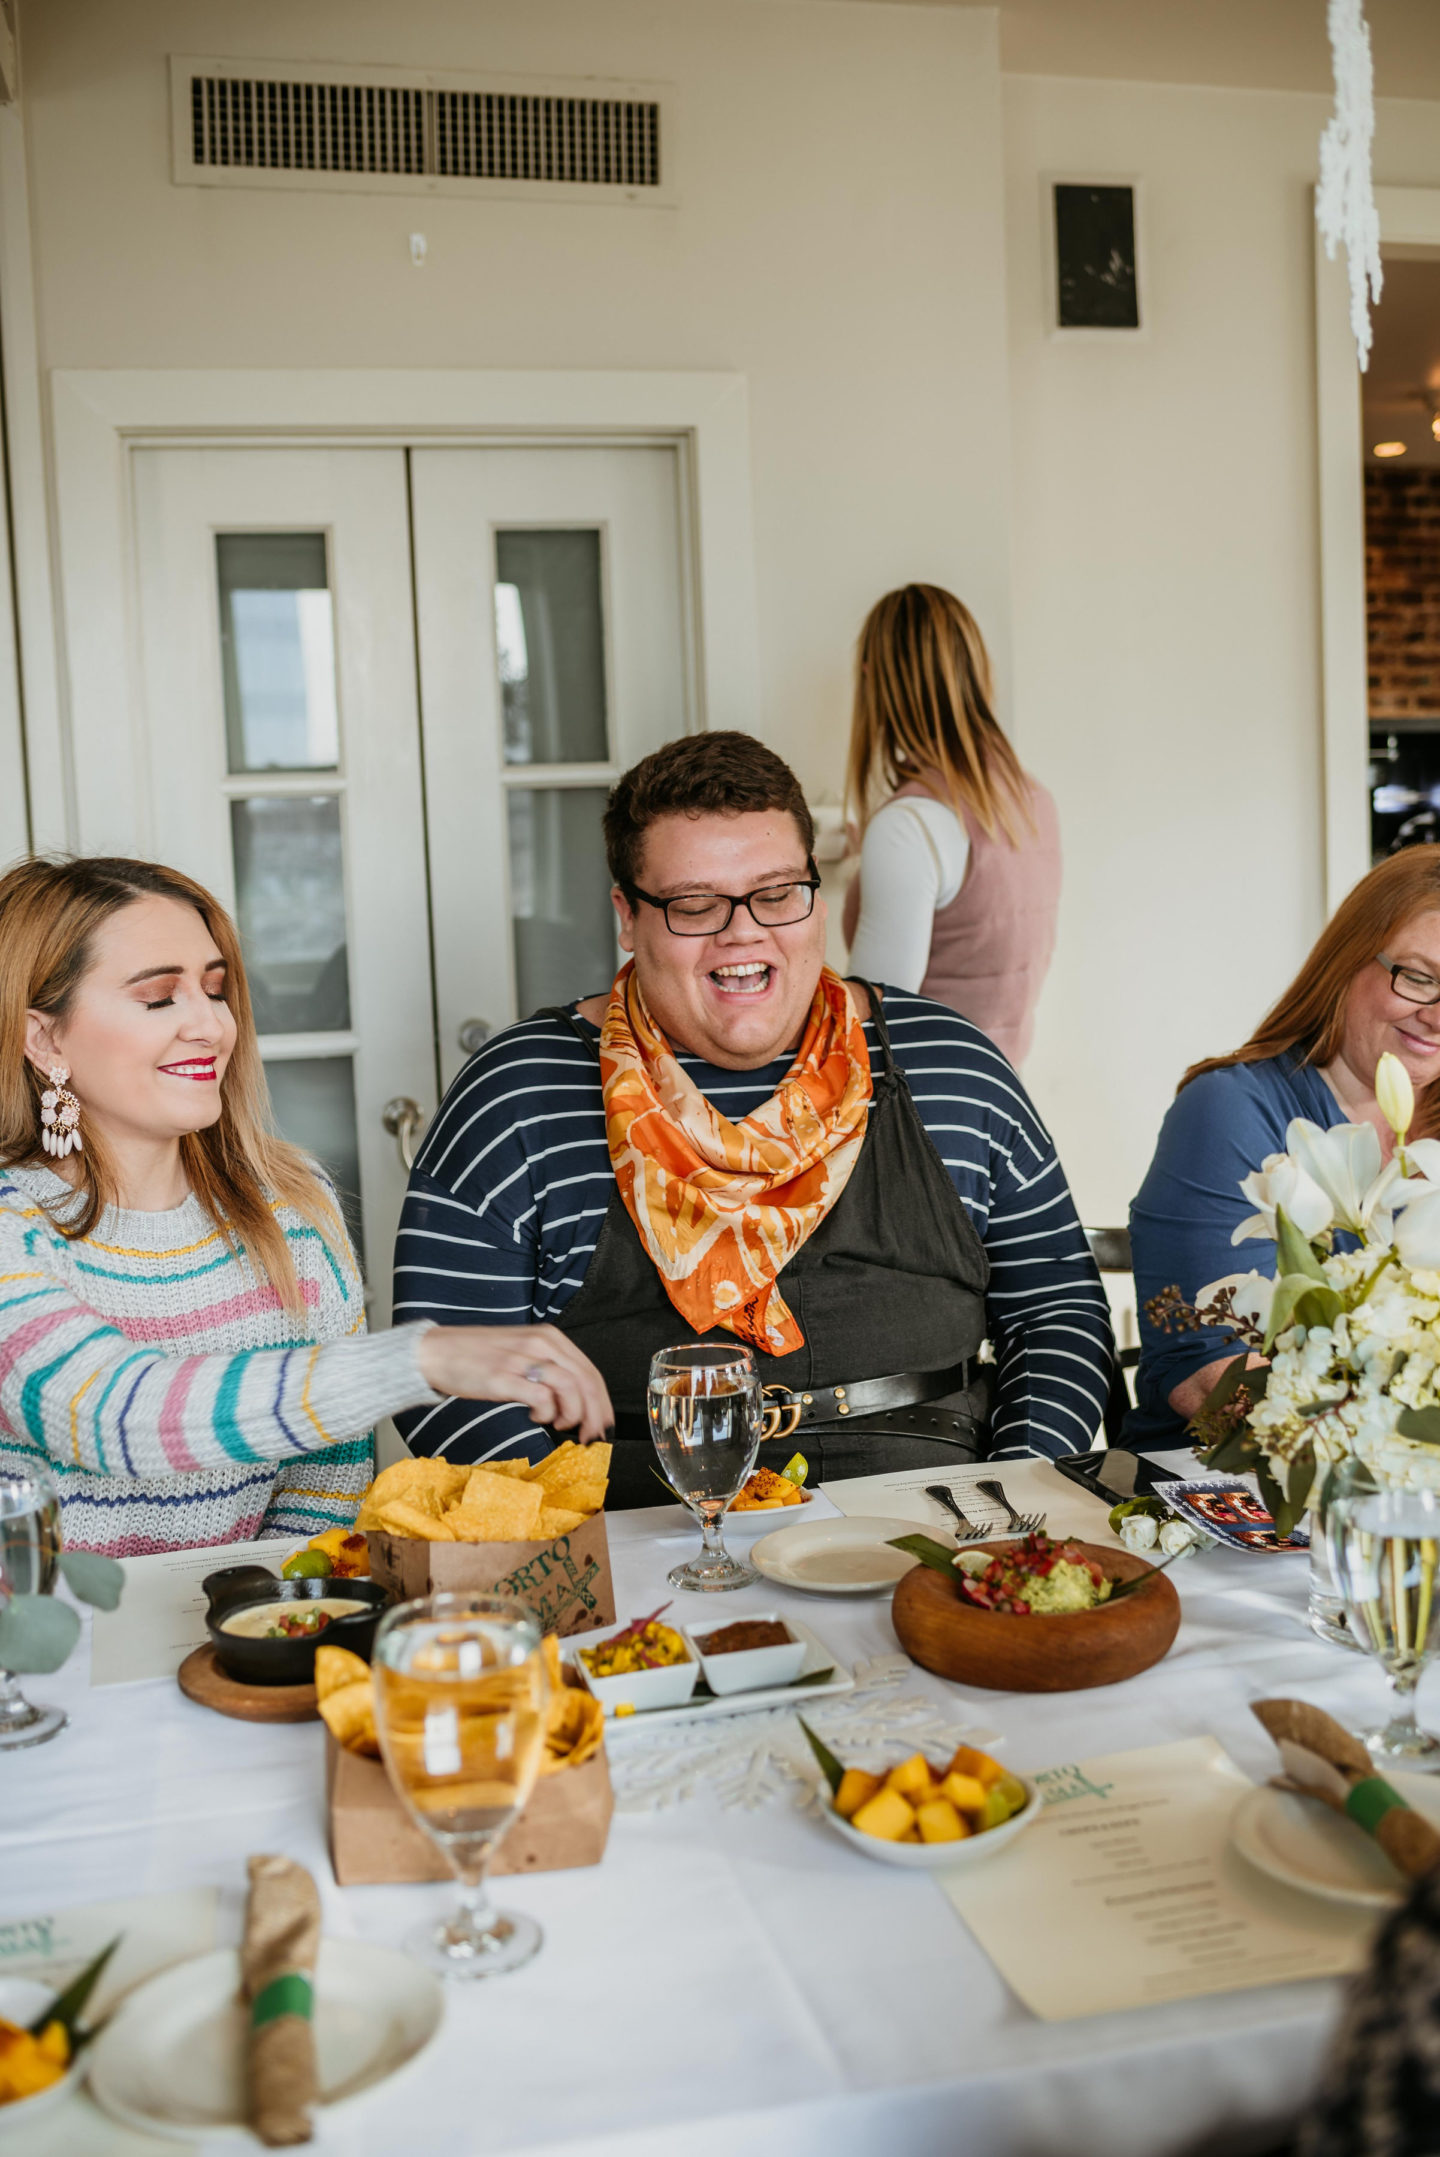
[382,1096,426,1172]
[457,1017,492,1057]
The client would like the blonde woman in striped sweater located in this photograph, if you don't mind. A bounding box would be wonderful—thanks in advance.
[0,857,611,1555]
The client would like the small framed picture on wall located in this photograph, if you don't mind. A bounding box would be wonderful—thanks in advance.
[1044,178,1144,336]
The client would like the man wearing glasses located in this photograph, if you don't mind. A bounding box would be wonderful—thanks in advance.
[394,731,1113,1502]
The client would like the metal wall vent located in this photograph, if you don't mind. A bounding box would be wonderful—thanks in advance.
[171,57,672,204]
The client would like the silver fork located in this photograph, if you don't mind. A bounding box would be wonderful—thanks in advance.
[925,1484,988,1541]
[977,1477,1046,1537]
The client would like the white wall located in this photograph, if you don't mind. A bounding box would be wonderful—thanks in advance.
[20,0,1014,810]
[1007,75,1440,1229]
[17,0,1440,1261]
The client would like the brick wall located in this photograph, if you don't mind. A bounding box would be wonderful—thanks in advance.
[1367,465,1440,720]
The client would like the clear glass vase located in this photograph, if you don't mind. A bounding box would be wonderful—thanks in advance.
[1307,1521,1357,1649]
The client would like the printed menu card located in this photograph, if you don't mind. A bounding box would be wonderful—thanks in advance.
[89,1535,277,1686]
[940,1737,1375,2020]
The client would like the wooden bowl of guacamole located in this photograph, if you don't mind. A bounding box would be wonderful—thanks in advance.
[891,1538,1181,1692]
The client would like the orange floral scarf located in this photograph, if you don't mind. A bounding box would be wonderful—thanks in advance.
[598,962,873,1355]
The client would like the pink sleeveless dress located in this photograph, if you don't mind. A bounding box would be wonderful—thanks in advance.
[843,774,1062,1067]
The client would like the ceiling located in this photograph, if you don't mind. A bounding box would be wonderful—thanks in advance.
[834,0,1440,102]
[1365,254,1440,469]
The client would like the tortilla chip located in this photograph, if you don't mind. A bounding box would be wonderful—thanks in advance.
[536,1440,611,1509]
[444,1472,544,1542]
[535,1505,589,1538]
[319,1678,379,1757]
[483,1459,540,1481]
[541,1685,605,1774]
[314,1644,371,1702]
[376,1497,457,1541]
[354,1456,468,1530]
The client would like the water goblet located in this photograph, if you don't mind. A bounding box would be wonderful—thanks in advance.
[372,1592,550,1978]
[0,1465,67,1751]
[648,1343,763,1592]
[1327,1485,1440,1766]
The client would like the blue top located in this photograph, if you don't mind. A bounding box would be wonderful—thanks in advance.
[391,989,1113,1466]
[1124,1051,1344,1450]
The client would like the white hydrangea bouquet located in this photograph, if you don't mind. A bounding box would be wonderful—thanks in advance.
[1149,1053,1440,1541]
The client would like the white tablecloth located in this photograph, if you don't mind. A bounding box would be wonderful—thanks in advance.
[1,1476,1407,2157]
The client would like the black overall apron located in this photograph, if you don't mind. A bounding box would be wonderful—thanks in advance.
[545,982,994,1509]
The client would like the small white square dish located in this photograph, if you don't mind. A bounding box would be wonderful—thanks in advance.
[573,1622,700,1716]
[683,1612,807,1695]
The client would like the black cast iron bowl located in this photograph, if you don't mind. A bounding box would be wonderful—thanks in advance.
[202,1565,390,1686]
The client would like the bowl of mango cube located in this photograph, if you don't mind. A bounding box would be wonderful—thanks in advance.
[818,1741,1036,1868]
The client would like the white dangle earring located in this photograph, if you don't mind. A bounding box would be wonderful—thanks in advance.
[39,1066,82,1158]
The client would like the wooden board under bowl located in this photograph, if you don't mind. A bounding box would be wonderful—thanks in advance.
[891,1539,1180,1692]
[178,1644,320,1723]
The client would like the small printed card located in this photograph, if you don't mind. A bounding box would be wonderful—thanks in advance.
[939,1737,1369,2020]
[0,1887,218,2017]
[1154,1476,1309,1554]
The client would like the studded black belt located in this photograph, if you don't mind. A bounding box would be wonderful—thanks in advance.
[759,1358,975,1442]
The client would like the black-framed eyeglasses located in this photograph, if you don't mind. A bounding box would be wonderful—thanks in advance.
[1378,951,1440,1007]
[628,871,822,938]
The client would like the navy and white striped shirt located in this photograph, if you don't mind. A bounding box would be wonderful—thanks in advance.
[392,989,1113,1466]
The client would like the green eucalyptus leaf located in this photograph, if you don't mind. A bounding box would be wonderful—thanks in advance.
[29,1935,121,2044]
[1199,1353,1256,1415]
[1398,1406,1440,1448]
[1274,1206,1328,1285]
[886,1533,961,1578]
[56,1550,124,1611]
[1287,1448,1316,1519]
[1293,1286,1344,1332]
[0,1593,81,1673]
[1264,1275,1322,1350]
[1255,1457,1285,1526]
[1201,1424,1261,1474]
[796,1716,845,1795]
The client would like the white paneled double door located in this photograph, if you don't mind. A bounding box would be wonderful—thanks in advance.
[131,443,692,1316]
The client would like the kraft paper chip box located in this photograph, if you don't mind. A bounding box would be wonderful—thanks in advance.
[326,1737,614,1885]
[365,1512,615,1639]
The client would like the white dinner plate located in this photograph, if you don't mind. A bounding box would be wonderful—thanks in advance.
[1229,1773,1440,1908]
[818,1776,1039,1869]
[567,1614,853,1732]
[750,1515,938,1596]
[85,1940,444,2142]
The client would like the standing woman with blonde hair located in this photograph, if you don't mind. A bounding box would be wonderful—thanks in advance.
[0,857,611,1553]
[843,584,1061,1067]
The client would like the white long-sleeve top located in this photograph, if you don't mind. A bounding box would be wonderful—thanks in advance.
[846,796,970,992]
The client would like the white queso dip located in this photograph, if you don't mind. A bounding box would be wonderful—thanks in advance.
[222,1597,369,1638]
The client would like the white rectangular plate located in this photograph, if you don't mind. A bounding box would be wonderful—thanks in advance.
[565,1615,852,1733]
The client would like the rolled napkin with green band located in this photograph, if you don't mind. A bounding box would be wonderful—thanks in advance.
[241,1854,321,2147]
[1252,1698,1440,1881]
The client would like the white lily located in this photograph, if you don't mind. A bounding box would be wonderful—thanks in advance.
[1395,1188,1440,1270]
[1198,1270,1276,1335]
[1232,1148,1334,1245]
[1285,1118,1399,1237]
[1401,1138,1440,1186]
[1376,1053,1416,1143]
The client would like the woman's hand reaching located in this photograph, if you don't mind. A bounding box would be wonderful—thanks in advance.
[416,1324,614,1442]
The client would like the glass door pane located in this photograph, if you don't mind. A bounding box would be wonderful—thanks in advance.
[494,528,608,766]
[217,533,340,773]
[507,786,615,1013]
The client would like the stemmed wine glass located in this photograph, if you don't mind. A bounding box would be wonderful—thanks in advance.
[648,1343,763,1592]
[372,1592,550,1978]
[1327,1484,1440,1766]
[0,1465,67,1750]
